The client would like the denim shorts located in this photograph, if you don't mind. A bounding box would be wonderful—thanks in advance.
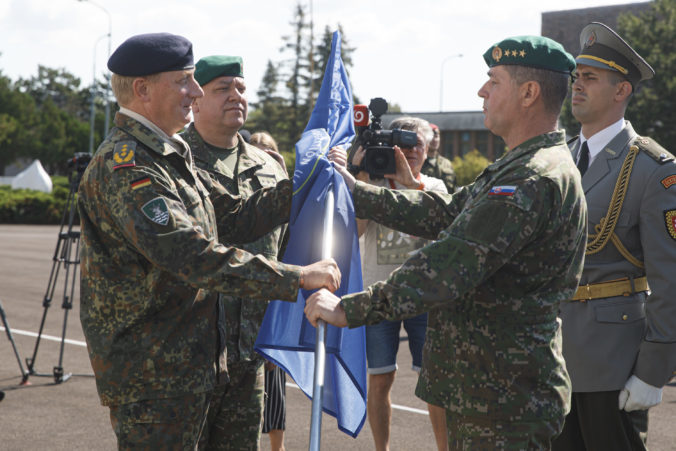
[365,312,428,374]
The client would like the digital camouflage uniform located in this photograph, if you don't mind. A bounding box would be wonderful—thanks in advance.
[421,154,457,193]
[78,113,299,448]
[341,130,587,448]
[181,124,289,449]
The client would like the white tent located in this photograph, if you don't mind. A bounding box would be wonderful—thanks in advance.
[11,160,53,193]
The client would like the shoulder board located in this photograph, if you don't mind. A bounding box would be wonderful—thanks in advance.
[634,136,674,164]
[566,135,579,146]
[112,140,137,170]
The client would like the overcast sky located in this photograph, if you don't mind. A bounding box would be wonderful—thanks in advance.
[0,0,641,113]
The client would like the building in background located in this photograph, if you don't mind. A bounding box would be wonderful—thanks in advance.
[541,2,651,57]
[383,112,507,161]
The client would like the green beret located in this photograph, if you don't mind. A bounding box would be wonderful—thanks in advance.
[576,22,654,87]
[483,36,575,74]
[194,55,244,86]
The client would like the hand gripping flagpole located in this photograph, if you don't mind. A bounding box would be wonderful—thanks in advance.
[309,184,334,451]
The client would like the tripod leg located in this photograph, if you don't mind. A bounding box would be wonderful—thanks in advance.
[0,299,30,383]
[54,233,78,384]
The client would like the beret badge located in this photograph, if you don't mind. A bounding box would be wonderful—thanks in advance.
[492,46,503,62]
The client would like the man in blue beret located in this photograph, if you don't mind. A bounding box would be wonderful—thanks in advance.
[179,55,290,450]
[553,22,676,451]
[313,35,587,448]
[77,33,340,449]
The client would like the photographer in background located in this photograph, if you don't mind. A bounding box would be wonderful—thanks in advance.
[331,116,448,451]
[421,123,456,193]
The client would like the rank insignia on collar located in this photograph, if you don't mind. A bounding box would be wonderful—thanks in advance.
[665,209,676,241]
[113,141,137,170]
[488,185,516,196]
[661,175,676,189]
[142,197,170,226]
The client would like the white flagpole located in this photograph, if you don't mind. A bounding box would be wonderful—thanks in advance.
[309,185,334,451]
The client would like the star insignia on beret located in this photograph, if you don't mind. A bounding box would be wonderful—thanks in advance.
[519,50,526,57]
[512,50,518,57]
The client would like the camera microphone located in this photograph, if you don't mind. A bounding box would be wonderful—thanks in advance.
[353,104,369,127]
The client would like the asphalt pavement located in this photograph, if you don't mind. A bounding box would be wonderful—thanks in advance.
[1,224,674,450]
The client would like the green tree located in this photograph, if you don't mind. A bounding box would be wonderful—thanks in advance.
[452,149,491,186]
[618,0,676,150]
[279,2,313,145]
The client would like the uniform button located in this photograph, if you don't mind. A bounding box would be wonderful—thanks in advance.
[622,314,628,321]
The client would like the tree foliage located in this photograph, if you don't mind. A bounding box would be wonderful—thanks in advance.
[247,2,356,169]
[618,0,676,150]
[560,0,676,150]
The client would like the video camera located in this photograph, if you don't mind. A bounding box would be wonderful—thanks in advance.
[353,98,417,177]
[67,152,92,173]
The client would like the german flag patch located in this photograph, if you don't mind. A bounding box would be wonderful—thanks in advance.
[665,209,676,241]
[113,141,136,170]
[131,177,151,191]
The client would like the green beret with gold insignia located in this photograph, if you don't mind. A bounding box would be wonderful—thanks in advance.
[483,36,575,74]
[194,55,244,87]
[576,22,654,87]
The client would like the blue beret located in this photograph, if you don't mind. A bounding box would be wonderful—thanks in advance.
[107,32,194,76]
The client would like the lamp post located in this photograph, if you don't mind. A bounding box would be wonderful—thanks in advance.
[78,0,112,138]
[439,53,463,112]
[87,34,108,154]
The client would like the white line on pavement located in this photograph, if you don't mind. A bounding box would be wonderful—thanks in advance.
[2,327,430,416]
[0,327,87,347]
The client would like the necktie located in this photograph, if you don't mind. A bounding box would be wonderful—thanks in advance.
[577,141,590,176]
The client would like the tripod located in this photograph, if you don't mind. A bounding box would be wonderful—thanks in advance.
[0,298,30,382]
[24,155,90,384]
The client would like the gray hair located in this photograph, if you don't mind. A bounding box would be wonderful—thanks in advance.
[388,116,433,146]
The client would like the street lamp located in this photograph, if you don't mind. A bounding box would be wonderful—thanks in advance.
[439,53,463,112]
[77,0,112,138]
[87,34,108,154]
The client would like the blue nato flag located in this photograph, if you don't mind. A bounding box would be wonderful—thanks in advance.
[254,31,367,437]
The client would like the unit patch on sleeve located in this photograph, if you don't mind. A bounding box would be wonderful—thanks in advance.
[142,197,170,226]
[488,185,516,196]
[113,141,137,170]
[665,209,676,241]
[661,175,676,189]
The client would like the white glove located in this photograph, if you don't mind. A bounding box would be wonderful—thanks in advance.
[618,375,663,411]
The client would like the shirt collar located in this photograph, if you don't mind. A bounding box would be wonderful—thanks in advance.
[580,117,625,162]
[119,107,193,169]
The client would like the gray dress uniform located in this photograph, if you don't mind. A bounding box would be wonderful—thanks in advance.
[561,123,676,392]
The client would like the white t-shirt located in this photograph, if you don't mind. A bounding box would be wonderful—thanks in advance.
[360,173,448,287]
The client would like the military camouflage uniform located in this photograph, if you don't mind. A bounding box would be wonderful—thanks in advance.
[78,113,299,448]
[421,153,457,193]
[341,130,587,448]
[181,124,288,449]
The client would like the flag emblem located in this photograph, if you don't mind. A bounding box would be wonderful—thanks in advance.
[488,185,516,196]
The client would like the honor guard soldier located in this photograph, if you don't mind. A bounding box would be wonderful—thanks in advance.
[313,35,586,449]
[78,33,339,449]
[553,22,676,451]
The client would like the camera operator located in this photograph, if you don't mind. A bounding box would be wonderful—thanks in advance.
[331,116,448,451]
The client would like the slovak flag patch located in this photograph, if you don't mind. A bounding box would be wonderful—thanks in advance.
[488,185,516,196]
